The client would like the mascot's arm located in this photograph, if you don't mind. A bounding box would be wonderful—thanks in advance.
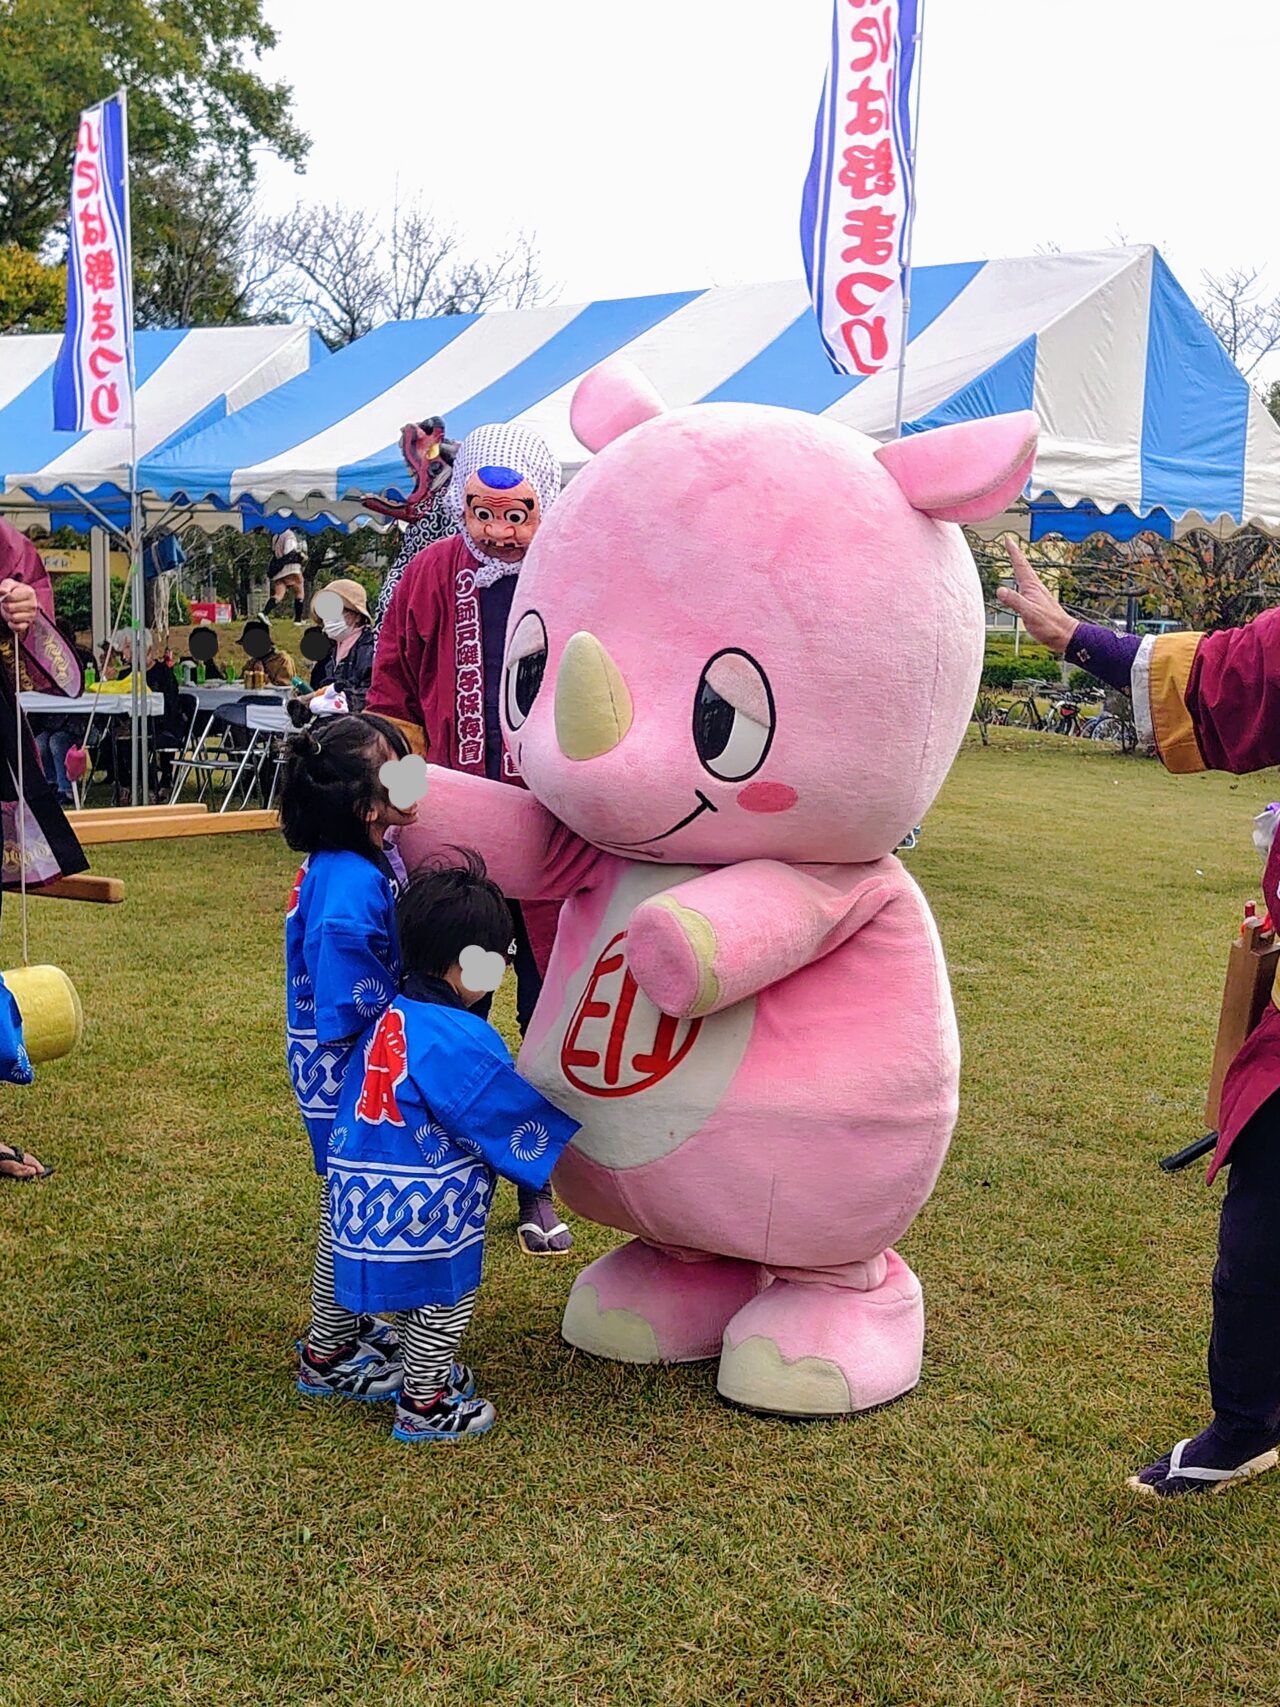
[1130,607,1280,776]
[395,766,601,900]
[626,861,896,1019]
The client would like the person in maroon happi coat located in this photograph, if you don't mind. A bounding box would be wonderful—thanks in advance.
[1001,539,1280,1498]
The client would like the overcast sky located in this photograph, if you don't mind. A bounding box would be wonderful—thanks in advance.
[256,0,1280,348]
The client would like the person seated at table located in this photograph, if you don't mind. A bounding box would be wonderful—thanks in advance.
[105,631,186,802]
[237,618,294,687]
[292,580,376,722]
[29,620,93,807]
[181,620,224,680]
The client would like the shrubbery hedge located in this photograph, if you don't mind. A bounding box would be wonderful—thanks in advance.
[981,657,1059,690]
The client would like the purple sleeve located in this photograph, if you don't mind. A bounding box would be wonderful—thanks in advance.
[1064,622,1141,692]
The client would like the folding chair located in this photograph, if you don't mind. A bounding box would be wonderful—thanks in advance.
[220,700,293,813]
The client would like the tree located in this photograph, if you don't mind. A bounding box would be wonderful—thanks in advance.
[176,523,400,616]
[1198,267,1280,379]
[0,0,307,255]
[1124,529,1280,632]
[1044,526,1280,635]
[251,199,547,348]
[0,242,65,331]
[133,160,282,328]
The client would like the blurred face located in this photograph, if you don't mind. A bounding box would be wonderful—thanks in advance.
[463,471,540,564]
[365,738,419,845]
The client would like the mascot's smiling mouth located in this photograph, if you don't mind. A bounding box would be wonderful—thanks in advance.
[597,790,718,853]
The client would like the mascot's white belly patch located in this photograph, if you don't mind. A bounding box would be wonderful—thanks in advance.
[523,864,755,1170]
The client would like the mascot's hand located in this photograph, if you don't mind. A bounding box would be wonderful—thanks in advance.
[627,894,723,1020]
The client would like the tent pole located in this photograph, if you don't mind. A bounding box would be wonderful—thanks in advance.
[89,526,111,661]
[892,0,927,441]
[117,85,148,806]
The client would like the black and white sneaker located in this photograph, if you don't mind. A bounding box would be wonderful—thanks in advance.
[392,1389,496,1443]
[297,1339,403,1402]
[355,1319,473,1396]
[357,1315,400,1359]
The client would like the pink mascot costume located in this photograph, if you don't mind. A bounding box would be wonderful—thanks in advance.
[399,362,1037,1416]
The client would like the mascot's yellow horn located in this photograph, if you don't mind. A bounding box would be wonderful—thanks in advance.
[3,965,83,1063]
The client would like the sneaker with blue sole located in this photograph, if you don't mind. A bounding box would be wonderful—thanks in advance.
[297,1327,473,1400]
[393,1389,496,1443]
[297,1340,403,1402]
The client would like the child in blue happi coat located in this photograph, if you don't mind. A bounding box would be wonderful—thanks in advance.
[329,852,580,1442]
[281,713,419,1404]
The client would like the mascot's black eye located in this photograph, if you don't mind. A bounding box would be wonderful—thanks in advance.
[504,611,548,731]
[692,650,775,781]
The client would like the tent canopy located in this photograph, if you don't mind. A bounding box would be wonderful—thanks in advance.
[0,324,325,532]
[138,248,1280,536]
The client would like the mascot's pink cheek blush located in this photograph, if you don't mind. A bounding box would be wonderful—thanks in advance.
[736,781,798,813]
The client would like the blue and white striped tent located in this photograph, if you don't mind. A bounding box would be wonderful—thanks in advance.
[0,324,324,531]
[139,248,1280,537]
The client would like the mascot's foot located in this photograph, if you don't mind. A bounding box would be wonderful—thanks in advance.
[562,1240,762,1364]
[716,1250,924,1418]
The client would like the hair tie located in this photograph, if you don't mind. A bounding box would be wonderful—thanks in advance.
[286,728,322,769]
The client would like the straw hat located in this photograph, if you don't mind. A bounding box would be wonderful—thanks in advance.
[314,578,370,622]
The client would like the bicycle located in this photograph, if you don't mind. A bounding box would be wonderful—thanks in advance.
[1083,710,1137,753]
[994,680,1054,731]
[1044,696,1086,736]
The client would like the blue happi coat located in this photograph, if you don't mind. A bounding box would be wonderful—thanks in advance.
[329,977,580,1313]
[0,973,33,1086]
[285,848,401,1173]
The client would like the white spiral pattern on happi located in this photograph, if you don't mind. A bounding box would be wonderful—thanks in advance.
[413,1122,451,1165]
[353,977,389,1018]
[510,1121,550,1163]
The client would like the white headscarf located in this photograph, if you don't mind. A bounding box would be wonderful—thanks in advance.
[445,422,561,587]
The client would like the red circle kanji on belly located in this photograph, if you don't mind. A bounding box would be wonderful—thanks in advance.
[561,932,703,1097]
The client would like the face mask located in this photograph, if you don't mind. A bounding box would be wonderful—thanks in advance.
[322,615,349,641]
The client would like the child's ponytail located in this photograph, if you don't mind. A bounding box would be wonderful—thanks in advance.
[279,712,408,857]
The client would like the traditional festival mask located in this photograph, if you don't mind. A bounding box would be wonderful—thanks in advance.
[462,469,541,562]
[445,422,561,583]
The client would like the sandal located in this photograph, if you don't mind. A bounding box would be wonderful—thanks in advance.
[1127,1436,1279,1498]
[0,1143,54,1181]
[516,1185,574,1256]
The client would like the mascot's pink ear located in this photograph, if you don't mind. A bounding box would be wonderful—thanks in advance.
[874,411,1039,524]
[570,360,666,453]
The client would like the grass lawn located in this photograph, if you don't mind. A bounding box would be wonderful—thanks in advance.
[2,730,1278,1706]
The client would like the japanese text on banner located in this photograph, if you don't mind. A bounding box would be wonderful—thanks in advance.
[52,95,134,433]
[801,0,920,379]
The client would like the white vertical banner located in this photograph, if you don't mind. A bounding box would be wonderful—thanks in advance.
[52,92,135,432]
[800,0,923,382]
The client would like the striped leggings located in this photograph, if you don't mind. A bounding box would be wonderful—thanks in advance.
[308,1180,478,1399]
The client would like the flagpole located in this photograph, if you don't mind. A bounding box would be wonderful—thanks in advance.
[116,86,148,806]
[892,0,927,441]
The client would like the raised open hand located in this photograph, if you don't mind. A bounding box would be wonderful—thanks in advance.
[994,538,1078,656]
